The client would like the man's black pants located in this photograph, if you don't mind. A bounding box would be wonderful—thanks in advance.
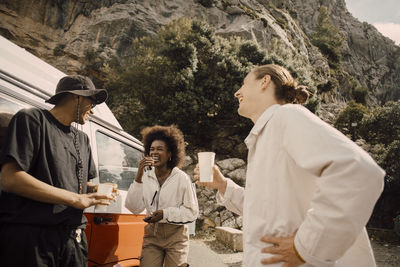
[0,223,88,267]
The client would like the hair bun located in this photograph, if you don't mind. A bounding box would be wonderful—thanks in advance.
[294,85,309,104]
[282,83,297,103]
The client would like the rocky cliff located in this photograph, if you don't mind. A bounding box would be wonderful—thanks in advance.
[1,0,399,101]
[1,0,399,232]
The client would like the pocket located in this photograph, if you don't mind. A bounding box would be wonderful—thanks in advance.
[144,223,154,237]
[181,225,189,240]
[79,231,89,259]
[168,225,188,240]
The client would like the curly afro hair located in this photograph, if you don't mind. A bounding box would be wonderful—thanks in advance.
[141,124,186,169]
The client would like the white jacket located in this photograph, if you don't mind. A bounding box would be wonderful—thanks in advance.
[217,104,385,267]
[125,167,199,224]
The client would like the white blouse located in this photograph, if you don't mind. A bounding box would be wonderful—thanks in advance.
[218,104,385,267]
[125,167,198,224]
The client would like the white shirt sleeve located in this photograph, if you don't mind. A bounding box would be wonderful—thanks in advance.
[125,180,146,214]
[279,106,385,266]
[163,179,199,224]
[216,178,245,216]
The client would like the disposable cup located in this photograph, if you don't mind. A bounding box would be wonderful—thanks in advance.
[95,183,113,212]
[198,152,215,182]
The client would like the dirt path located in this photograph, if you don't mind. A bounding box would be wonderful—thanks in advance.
[372,240,400,267]
[192,230,400,266]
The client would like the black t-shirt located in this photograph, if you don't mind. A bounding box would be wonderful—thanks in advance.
[0,108,96,227]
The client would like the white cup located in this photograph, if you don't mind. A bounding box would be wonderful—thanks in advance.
[95,183,113,212]
[198,152,215,182]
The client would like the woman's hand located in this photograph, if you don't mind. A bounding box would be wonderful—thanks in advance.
[143,210,163,223]
[260,233,305,266]
[136,157,155,183]
[194,164,228,195]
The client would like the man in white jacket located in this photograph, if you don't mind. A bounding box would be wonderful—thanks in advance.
[196,64,384,267]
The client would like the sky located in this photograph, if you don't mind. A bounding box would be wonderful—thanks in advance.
[345,0,400,45]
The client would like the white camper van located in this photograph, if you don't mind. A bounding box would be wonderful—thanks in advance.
[0,36,145,267]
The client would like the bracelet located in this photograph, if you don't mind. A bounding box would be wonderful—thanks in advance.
[293,243,306,263]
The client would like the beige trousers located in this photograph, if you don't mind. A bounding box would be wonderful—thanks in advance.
[140,223,189,267]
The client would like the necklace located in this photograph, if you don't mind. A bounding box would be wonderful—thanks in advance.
[72,129,83,194]
[156,169,172,186]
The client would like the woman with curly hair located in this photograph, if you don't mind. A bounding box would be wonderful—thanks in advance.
[125,124,198,267]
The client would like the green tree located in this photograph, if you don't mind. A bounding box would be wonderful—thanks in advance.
[367,140,400,229]
[357,101,400,229]
[360,101,400,145]
[311,7,344,69]
[317,79,338,93]
[334,100,368,140]
[104,18,268,147]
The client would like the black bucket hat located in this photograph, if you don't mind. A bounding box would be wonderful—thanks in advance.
[46,75,108,105]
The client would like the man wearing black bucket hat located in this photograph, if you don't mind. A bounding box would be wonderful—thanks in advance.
[46,75,108,105]
[0,75,115,266]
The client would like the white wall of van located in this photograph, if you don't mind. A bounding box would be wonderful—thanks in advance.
[0,35,144,215]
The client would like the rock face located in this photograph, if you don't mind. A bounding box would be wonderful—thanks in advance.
[1,0,399,102]
[291,0,400,102]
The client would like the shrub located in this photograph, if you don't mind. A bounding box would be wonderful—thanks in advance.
[53,43,66,56]
[355,101,400,229]
[236,40,266,65]
[261,17,268,28]
[368,140,400,229]
[197,0,213,8]
[304,95,320,114]
[352,86,369,105]
[334,100,368,140]
[311,7,344,69]
[317,79,338,93]
[360,101,400,145]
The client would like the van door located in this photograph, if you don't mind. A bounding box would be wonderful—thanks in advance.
[85,123,146,267]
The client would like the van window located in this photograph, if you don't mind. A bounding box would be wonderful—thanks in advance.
[95,131,142,191]
[0,97,25,114]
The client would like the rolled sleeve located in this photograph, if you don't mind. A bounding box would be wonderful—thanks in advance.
[294,233,335,267]
[216,178,244,216]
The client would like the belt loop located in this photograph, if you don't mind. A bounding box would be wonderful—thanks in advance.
[154,222,158,235]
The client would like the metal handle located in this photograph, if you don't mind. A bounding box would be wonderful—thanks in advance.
[93,217,112,224]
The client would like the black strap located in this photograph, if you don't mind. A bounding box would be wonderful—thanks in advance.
[72,129,83,194]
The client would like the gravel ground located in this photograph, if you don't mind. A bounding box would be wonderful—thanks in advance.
[192,230,243,266]
[372,240,400,267]
[192,229,400,267]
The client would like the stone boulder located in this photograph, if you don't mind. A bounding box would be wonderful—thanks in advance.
[183,155,246,230]
[216,158,246,173]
